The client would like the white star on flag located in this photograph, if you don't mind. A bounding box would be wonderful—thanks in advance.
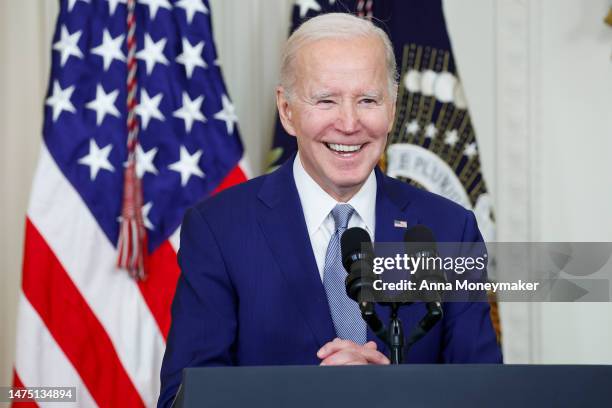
[139,0,171,19]
[214,94,238,135]
[142,202,155,230]
[176,39,207,79]
[135,144,159,178]
[425,123,438,139]
[86,84,121,126]
[53,25,83,66]
[67,0,90,12]
[91,29,125,71]
[176,0,209,24]
[105,0,127,15]
[136,34,169,75]
[406,119,420,135]
[169,146,205,186]
[116,201,155,229]
[173,92,206,133]
[78,139,115,180]
[45,81,76,122]
[136,90,165,130]
[444,129,459,146]
[296,0,321,18]
[463,142,478,158]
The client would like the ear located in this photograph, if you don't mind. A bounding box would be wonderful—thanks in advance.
[387,97,397,134]
[276,86,297,137]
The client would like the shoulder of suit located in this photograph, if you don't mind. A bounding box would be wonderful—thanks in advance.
[191,171,269,215]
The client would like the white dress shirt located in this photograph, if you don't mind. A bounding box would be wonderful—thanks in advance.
[293,153,377,281]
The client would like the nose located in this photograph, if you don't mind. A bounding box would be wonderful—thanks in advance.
[335,101,360,134]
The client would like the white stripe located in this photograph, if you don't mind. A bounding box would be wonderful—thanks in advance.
[238,155,253,179]
[27,144,165,407]
[15,294,98,408]
[169,227,180,253]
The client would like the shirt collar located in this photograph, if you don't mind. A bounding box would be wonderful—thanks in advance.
[293,152,376,237]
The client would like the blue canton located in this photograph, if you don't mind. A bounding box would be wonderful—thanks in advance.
[43,0,243,252]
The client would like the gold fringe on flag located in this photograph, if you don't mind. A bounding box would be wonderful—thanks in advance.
[605,7,612,26]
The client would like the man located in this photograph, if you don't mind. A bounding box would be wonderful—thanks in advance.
[158,13,501,407]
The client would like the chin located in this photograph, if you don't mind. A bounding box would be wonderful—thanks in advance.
[331,173,369,191]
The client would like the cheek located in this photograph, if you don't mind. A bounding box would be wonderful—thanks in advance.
[361,112,392,140]
[298,110,336,141]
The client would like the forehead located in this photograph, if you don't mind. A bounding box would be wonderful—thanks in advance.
[294,36,388,93]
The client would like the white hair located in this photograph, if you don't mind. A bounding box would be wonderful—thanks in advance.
[279,13,399,102]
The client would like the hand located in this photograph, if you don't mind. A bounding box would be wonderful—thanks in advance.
[317,338,390,366]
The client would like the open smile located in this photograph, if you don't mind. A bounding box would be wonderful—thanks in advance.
[324,142,365,156]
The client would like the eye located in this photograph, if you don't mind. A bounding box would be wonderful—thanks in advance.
[360,98,378,105]
[317,99,335,105]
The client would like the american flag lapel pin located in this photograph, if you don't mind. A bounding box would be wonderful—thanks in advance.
[394,220,408,228]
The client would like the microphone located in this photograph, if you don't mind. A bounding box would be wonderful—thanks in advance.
[403,225,444,347]
[340,227,385,337]
[404,225,447,302]
[341,227,375,303]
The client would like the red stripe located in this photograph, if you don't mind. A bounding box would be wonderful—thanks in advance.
[137,164,248,339]
[139,241,181,338]
[11,371,37,407]
[21,219,145,407]
[212,164,248,195]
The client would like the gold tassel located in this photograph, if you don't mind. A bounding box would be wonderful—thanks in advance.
[378,151,387,173]
[605,7,612,26]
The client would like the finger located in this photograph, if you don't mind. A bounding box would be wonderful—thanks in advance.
[319,343,389,365]
[364,341,378,350]
[320,350,368,366]
[359,348,390,365]
[317,338,360,359]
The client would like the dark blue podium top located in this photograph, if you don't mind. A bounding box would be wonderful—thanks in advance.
[173,364,612,407]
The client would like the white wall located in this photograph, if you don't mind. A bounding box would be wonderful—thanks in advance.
[0,0,57,391]
[1,0,612,388]
[531,0,612,364]
[446,0,612,363]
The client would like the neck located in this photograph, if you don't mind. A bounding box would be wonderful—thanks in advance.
[324,184,362,203]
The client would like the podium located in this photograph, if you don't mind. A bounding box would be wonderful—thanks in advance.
[173,364,612,407]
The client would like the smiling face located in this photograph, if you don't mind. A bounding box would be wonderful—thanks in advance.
[277,35,396,202]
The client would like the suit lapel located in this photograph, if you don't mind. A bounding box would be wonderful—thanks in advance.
[374,167,419,243]
[370,169,422,347]
[256,158,336,348]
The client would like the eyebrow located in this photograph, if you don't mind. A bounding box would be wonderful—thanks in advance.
[310,91,383,99]
[361,91,383,99]
[310,91,337,99]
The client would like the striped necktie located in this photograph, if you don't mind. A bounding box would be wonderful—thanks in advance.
[322,203,367,344]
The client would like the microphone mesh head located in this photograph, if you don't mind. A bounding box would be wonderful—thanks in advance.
[404,225,437,254]
[341,227,373,271]
[341,227,372,258]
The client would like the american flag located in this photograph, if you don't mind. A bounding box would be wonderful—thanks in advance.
[13,0,248,406]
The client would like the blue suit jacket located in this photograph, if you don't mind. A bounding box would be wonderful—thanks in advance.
[158,157,502,407]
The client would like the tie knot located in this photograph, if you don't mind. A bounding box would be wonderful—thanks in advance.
[331,204,354,231]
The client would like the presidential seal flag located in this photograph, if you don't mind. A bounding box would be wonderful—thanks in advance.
[13,0,248,406]
[383,0,495,244]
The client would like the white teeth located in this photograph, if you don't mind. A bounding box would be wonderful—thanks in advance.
[327,143,362,153]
